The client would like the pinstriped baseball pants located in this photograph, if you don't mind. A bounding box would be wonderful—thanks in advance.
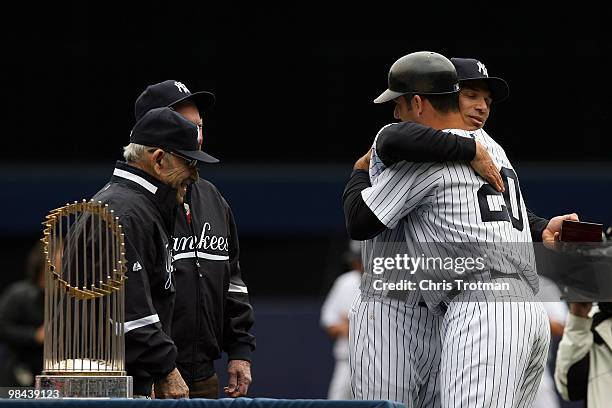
[440,297,550,408]
[349,294,442,408]
[349,291,550,408]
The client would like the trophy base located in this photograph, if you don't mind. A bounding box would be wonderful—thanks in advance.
[36,374,133,398]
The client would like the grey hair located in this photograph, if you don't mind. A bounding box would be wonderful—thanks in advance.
[122,143,148,163]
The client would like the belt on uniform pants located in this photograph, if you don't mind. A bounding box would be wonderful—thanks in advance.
[438,270,523,313]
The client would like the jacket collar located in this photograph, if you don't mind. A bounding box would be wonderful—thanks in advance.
[110,161,178,232]
[595,317,612,350]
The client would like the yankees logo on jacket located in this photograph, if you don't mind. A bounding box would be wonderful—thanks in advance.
[171,178,255,386]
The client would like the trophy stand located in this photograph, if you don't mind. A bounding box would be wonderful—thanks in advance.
[36,200,133,398]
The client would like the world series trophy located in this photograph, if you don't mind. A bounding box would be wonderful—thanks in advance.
[35,200,133,397]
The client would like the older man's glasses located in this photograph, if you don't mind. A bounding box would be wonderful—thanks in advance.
[166,151,198,168]
[147,148,198,168]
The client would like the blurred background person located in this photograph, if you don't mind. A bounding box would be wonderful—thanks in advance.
[0,241,45,387]
[320,240,362,400]
[555,301,612,408]
[554,225,612,408]
[534,276,568,408]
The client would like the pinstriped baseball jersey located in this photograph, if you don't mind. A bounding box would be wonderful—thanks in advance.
[361,126,538,309]
[359,221,424,305]
[351,125,442,408]
[359,125,422,305]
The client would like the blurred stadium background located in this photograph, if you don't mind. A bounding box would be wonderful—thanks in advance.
[0,3,609,405]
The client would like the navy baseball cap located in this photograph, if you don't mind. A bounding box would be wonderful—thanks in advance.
[134,80,215,122]
[130,107,219,163]
[451,58,509,103]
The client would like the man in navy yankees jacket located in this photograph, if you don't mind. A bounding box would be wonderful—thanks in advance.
[134,80,255,399]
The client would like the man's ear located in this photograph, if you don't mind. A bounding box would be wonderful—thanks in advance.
[412,95,424,116]
[150,149,165,172]
[393,100,401,120]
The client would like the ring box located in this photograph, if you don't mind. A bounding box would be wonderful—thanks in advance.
[560,220,603,242]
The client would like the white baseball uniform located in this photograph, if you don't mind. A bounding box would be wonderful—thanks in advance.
[350,126,550,408]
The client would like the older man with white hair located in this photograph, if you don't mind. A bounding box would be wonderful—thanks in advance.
[93,107,217,398]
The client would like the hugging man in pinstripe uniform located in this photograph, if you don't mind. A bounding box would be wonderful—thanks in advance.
[342,51,573,407]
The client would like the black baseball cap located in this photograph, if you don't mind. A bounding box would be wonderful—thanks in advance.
[134,80,215,122]
[451,58,509,103]
[130,107,218,163]
[374,51,460,104]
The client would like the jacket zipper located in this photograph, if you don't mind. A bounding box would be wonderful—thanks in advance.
[184,188,202,384]
[194,259,200,384]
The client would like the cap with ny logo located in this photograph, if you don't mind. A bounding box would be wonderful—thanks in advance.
[134,80,216,122]
[450,58,510,103]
